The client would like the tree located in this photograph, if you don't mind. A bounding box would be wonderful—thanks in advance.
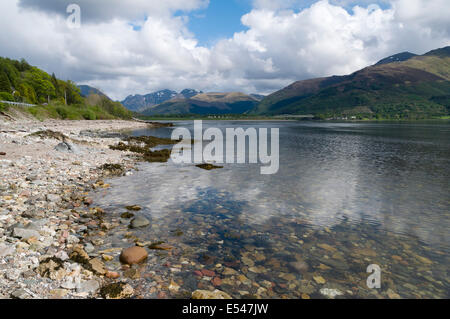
[0,70,12,93]
[51,73,60,91]
[18,83,37,104]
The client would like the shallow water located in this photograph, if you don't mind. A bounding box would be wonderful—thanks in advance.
[93,121,450,299]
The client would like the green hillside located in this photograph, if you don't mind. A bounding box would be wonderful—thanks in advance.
[253,46,450,119]
[0,57,132,120]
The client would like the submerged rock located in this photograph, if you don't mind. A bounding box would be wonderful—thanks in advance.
[196,163,223,170]
[119,246,148,265]
[120,212,134,219]
[130,216,150,229]
[289,261,309,273]
[192,289,232,299]
[125,205,142,211]
[148,242,173,250]
[320,288,343,299]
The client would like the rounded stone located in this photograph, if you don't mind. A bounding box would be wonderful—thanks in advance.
[192,289,232,299]
[130,216,150,229]
[119,246,148,265]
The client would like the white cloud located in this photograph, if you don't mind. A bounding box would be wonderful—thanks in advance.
[0,0,449,100]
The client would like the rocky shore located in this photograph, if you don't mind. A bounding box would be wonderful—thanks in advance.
[0,119,154,299]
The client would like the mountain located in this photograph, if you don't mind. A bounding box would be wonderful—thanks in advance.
[176,89,203,99]
[78,85,108,99]
[121,89,177,111]
[375,52,417,65]
[249,94,266,101]
[121,89,204,111]
[253,46,450,119]
[140,92,259,115]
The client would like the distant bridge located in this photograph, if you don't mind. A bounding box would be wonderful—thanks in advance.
[0,100,36,107]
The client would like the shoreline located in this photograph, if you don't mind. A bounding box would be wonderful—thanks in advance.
[0,119,152,299]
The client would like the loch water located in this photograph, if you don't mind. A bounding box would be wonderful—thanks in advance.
[93,121,450,299]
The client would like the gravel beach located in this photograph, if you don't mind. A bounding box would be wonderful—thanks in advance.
[0,118,151,299]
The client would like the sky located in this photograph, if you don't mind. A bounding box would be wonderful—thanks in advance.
[0,0,449,101]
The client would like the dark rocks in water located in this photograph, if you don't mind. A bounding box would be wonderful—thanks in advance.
[125,205,141,211]
[148,242,173,250]
[317,257,350,271]
[100,282,134,299]
[130,216,150,228]
[100,163,124,176]
[196,164,223,170]
[109,135,179,163]
[199,254,216,265]
[147,122,174,128]
[121,212,135,219]
[123,268,141,279]
[171,229,184,236]
[143,149,172,163]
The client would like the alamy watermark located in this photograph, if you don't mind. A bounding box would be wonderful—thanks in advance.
[367,264,381,289]
[170,121,279,175]
[66,4,81,29]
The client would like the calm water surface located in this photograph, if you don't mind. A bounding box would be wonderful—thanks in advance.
[93,121,450,299]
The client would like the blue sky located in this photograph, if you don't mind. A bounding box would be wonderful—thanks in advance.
[185,0,252,46]
[184,0,391,46]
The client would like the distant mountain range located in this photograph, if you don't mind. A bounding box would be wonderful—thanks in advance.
[121,88,264,115]
[81,46,450,119]
[140,92,260,115]
[252,46,450,119]
[121,89,203,112]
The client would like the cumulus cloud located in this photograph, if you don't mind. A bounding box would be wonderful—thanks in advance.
[0,0,449,100]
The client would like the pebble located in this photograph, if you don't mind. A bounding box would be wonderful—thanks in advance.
[320,288,343,299]
[313,276,326,284]
[192,289,232,299]
[119,246,148,265]
[130,216,150,229]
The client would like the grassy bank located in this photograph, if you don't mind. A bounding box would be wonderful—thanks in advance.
[0,56,132,121]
